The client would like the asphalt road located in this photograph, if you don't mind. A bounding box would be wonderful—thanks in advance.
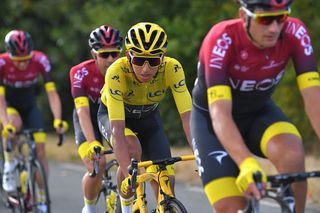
[0,161,319,213]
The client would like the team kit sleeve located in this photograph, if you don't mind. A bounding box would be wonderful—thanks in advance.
[200,24,233,105]
[102,62,125,121]
[165,58,192,114]
[69,66,90,108]
[286,18,320,90]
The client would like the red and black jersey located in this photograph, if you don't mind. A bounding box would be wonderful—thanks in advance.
[69,59,104,104]
[193,17,317,115]
[0,51,53,107]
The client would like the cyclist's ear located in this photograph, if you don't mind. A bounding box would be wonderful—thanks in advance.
[125,51,130,61]
[91,50,97,60]
[239,8,246,22]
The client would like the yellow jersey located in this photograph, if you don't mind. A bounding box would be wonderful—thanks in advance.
[101,56,192,120]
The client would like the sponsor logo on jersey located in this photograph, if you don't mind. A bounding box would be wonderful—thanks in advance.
[230,70,284,91]
[173,79,186,93]
[73,67,89,88]
[111,74,120,82]
[285,21,313,56]
[0,58,6,68]
[3,78,38,88]
[38,55,51,72]
[124,103,158,114]
[261,60,285,70]
[192,138,204,177]
[147,89,165,102]
[109,88,122,101]
[209,33,232,69]
[208,150,228,165]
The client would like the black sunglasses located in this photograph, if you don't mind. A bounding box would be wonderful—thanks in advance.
[97,51,120,59]
[129,52,162,67]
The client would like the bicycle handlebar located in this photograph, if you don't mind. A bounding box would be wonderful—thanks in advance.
[240,170,320,213]
[89,146,114,178]
[135,155,195,169]
[5,127,65,151]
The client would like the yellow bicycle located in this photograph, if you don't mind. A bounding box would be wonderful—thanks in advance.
[125,155,195,213]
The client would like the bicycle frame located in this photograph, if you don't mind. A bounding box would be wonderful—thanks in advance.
[131,155,195,213]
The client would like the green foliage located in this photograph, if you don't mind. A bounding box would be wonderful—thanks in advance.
[1,0,320,147]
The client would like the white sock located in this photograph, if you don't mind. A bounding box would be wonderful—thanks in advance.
[83,197,96,213]
[120,195,134,213]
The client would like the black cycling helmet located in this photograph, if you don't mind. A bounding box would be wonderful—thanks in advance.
[237,0,294,11]
[5,30,33,57]
[88,25,123,51]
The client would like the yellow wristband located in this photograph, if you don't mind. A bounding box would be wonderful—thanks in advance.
[45,82,56,92]
[74,97,89,108]
[297,72,320,90]
[207,85,232,104]
[0,86,5,95]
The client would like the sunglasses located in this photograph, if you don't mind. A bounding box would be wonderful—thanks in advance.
[242,7,290,25]
[95,49,120,59]
[129,52,162,67]
[10,54,32,62]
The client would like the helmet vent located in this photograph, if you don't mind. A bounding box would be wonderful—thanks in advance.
[145,24,152,33]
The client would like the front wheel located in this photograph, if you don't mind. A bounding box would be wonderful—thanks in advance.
[164,198,188,213]
[28,159,51,213]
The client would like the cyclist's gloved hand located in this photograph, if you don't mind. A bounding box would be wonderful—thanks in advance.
[87,140,104,160]
[53,119,69,133]
[120,176,132,196]
[236,157,267,194]
[2,123,16,139]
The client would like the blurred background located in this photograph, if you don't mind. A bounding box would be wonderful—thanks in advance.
[1,0,320,150]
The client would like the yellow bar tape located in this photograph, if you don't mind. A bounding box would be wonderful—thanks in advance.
[207,85,232,104]
[0,86,5,95]
[297,72,320,90]
[44,82,56,92]
[74,96,89,109]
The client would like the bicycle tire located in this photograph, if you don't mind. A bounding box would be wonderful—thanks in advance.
[164,198,188,213]
[28,159,51,213]
[0,138,6,205]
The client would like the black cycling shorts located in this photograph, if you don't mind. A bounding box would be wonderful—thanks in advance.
[190,100,300,204]
[97,103,172,162]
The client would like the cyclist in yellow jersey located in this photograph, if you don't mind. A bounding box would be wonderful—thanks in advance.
[96,22,192,213]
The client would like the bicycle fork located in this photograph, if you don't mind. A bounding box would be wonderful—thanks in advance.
[133,182,148,213]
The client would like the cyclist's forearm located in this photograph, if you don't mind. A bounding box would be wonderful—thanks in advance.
[77,107,96,142]
[301,86,320,139]
[47,90,62,120]
[180,110,192,149]
[0,95,9,125]
[111,121,131,176]
[113,136,131,176]
[209,101,252,166]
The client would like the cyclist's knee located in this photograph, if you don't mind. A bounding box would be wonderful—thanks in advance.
[126,136,141,160]
[267,134,305,170]
[213,197,246,213]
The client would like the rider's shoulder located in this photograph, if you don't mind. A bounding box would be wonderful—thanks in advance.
[70,59,96,74]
